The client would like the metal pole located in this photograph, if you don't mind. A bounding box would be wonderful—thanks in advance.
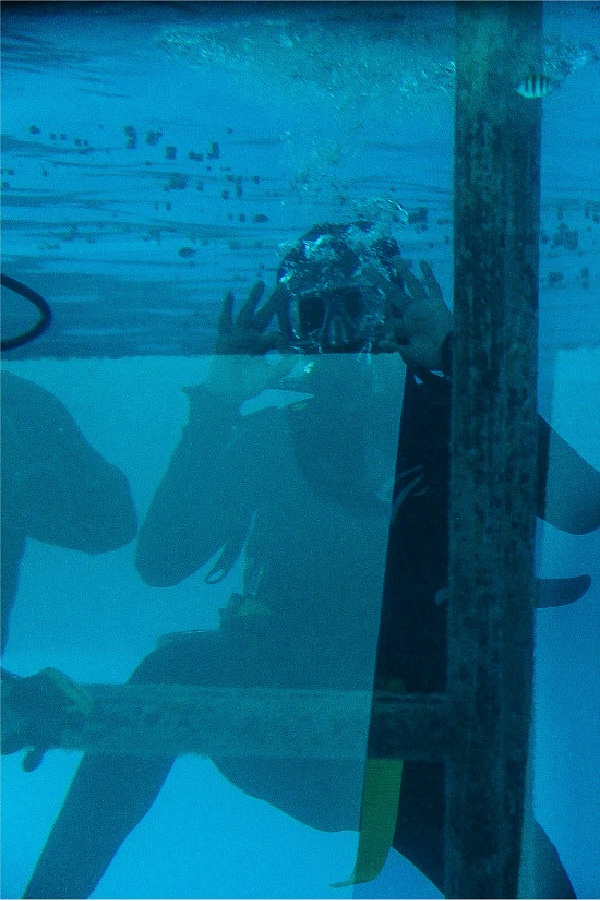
[1,682,452,761]
[447,2,542,897]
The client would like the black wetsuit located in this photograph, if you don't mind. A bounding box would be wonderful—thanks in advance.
[372,366,572,897]
[23,359,574,899]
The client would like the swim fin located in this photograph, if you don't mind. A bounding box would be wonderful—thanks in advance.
[332,755,404,887]
[537,574,591,608]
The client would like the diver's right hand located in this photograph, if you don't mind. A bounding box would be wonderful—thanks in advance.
[205,282,296,399]
[1,667,91,771]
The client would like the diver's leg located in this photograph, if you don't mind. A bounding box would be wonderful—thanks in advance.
[23,632,231,899]
[392,762,445,894]
[529,819,576,899]
[23,752,173,899]
[391,766,576,900]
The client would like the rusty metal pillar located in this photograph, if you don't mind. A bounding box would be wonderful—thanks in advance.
[446,2,543,897]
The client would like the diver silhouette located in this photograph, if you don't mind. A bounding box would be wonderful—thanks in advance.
[1,370,137,656]
[1,371,137,655]
[20,223,600,899]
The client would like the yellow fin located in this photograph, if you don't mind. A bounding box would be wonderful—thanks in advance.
[332,756,404,887]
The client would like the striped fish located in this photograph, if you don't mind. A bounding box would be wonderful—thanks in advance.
[516,73,554,99]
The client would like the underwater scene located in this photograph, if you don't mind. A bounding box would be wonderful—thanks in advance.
[1,2,599,898]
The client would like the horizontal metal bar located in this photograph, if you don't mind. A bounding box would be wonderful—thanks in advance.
[4,681,452,761]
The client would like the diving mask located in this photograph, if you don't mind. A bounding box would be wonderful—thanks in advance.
[276,222,410,355]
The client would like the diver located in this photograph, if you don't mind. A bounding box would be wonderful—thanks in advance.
[1,370,138,756]
[1,371,138,654]
[19,222,600,899]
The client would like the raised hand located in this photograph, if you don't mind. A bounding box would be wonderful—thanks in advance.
[215,281,290,356]
[206,282,296,399]
[392,261,453,370]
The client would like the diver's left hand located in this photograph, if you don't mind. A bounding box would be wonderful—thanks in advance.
[392,261,453,370]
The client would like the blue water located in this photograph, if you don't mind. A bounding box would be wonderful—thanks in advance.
[2,2,600,898]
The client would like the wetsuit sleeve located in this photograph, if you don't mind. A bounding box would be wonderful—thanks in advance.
[135,385,257,587]
[1,372,136,554]
[434,332,560,528]
[539,420,600,534]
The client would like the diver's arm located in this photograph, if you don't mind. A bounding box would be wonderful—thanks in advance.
[135,386,256,586]
[541,422,600,534]
[1,372,136,553]
[433,331,600,534]
[437,333,600,534]
[136,282,293,587]
[393,267,600,536]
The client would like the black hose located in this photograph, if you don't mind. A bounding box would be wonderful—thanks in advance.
[1,273,52,351]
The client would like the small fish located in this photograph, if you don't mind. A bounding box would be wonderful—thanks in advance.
[516,73,554,99]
